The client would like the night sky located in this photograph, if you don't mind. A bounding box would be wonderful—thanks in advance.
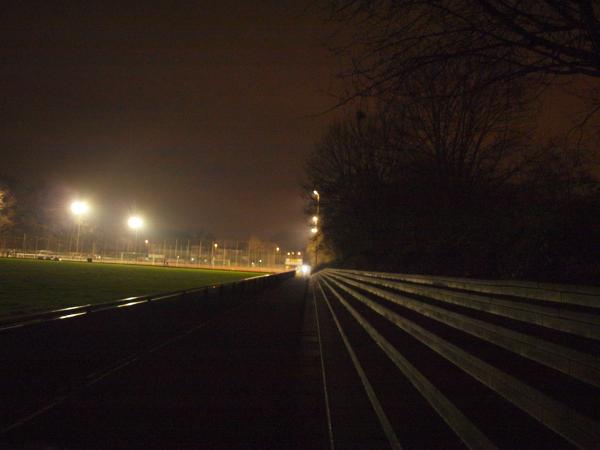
[1,1,338,249]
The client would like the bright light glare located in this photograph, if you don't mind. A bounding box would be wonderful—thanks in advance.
[301,264,311,275]
[59,312,87,320]
[276,247,280,252]
[312,216,318,224]
[70,201,89,216]
[311,227,318,234]
[128,216,143,229]
[313,190,319,197]
[298,251,302,256]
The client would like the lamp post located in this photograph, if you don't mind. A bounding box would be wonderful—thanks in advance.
[312,190,320,267]
[70,200,89,255]
[127,216,144,257]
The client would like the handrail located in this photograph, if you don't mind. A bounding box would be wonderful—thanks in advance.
[338,270,600,308]
[315,280,403,450]
[324,271,600,388]
[318,271,600,449]
[328,269,600,340]
[318,277,496,450]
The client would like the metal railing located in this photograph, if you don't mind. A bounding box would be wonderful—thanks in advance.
[339,270,600,308]
[314,268,600,449]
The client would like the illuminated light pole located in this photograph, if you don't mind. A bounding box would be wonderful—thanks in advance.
[127,216,144,257]
[70,200,89,255]
[312,190,320,267]
[212,242,218,266]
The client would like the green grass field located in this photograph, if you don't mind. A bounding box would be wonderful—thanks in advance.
[0,258,260,317]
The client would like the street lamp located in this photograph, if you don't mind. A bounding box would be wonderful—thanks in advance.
[70,200,89,255]
[127,216,144,256]
[312,190,320,267]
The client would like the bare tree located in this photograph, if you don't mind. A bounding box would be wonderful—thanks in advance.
[326,0,600,118]
[388,58,529,202]
[305,108,404,264]
[305,57,529,270]
[0,180,16,233]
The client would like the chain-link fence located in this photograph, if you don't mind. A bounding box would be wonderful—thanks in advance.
[0,234,300,272]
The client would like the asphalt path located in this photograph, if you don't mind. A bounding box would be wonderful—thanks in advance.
[1,276,326,449]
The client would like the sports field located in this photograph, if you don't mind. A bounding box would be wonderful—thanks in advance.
[0,258,260,317]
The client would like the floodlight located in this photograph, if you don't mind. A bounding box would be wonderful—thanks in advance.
[128,216,143,229]
[70,201,89,216]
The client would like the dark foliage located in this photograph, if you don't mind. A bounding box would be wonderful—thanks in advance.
[306,0,600,284]
[306,106,600,284]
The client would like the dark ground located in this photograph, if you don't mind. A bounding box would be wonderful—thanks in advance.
[1,276,327,449]
[2,272,596,449]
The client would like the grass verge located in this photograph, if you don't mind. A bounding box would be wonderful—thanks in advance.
[0,258,260,317]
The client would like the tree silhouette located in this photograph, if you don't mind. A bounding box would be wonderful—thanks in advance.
[327,0,600,119]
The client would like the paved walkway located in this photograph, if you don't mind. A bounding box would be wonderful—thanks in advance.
[2,277,327,449]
